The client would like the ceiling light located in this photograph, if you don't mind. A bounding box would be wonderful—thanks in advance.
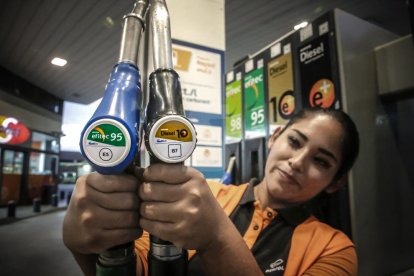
[314,6,324,14]
[294,21,308,30]
[104,16,114,27]
[51,57,67,67]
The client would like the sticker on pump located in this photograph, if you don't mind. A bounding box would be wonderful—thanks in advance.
[148,116,196,163]
[82,119,131,167]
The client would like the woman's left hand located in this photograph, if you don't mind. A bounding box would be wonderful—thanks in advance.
[139,163,228,251]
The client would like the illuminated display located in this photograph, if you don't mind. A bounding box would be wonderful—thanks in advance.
[0,116,31,145]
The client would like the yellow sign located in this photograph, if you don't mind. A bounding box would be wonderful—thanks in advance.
[172,48,192,71]
[267,53,295,128]
[155,120,193,142]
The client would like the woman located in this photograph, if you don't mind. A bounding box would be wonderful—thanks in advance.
[63,108,359,275]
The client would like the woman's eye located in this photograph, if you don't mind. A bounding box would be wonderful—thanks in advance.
[314,157,331,169]
[288,136,301,149]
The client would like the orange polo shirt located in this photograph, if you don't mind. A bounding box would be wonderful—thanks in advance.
[135,180,357,275]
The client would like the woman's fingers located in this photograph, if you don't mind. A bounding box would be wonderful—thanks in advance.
[86,172,139,193]
[140,201,193,223]
[140,164,206,203]
[83,227,143,254]
[139,181,184,202]
[137,164,226,250]
[81,205,140,230]
[63,173,143,255]
[143,163,197,184]
[139,217,176,243]
[102,210,140,230]
[87,186,140,211]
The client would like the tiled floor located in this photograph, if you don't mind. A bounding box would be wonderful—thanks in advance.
[0,210,82,276]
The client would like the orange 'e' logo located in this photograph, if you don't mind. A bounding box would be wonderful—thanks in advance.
[309,79,335,108]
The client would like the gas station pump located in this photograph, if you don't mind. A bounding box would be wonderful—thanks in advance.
[240,137,266,184]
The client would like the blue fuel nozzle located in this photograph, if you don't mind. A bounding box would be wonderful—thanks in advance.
[80,62,141,175]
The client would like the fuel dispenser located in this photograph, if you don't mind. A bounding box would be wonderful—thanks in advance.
[240,137,266,184]
[224,66,244,185]
[79,0,196,275]
[240,55,267,184]
[222,142,242,185]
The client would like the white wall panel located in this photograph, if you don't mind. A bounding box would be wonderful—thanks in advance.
[169,0,225,50]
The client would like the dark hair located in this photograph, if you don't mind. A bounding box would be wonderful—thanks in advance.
[281,108,360,180]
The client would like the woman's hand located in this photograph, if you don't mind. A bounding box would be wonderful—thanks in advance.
[139,163,229,251]
[62,172,143,255]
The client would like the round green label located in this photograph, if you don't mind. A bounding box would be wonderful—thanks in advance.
[87,124,126,146]
[82,119,131,167]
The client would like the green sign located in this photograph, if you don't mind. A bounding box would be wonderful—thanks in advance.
[225,80,242,141]
[244,68,266,138]
[87,124,126,146]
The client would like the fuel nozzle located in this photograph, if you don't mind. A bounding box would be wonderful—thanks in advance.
[220,156,236,185]
[143,1,195,275]
[144,0,196,164]
[79,1,149,276]
[119,0,148,64]
[145,68,197,163]
[80,0,149,175]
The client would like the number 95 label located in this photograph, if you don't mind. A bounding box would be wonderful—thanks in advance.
[82,119,131,167]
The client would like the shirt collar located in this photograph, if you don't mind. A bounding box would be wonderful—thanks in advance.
[239,178,258,205]
[238,178,310,226]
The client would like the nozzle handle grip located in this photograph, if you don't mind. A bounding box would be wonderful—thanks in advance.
[148,250,188,276]
[96,259,136,276]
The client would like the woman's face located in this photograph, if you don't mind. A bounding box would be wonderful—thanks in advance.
[264,114,344,207]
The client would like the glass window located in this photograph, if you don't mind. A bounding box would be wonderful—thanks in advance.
[31,132,60,153]
[2,150,24,174]
[29,152,58,175]
[1,150,24,204]
[28,152,58,201]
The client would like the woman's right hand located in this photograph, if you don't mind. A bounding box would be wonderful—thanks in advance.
[62,172,143,255]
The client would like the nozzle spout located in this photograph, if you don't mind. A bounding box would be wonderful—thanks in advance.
[149,0,173,70]
[226,156,236,174]
[119,0,149,64]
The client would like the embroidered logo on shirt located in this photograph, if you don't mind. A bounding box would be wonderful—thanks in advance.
[265,259,285,273]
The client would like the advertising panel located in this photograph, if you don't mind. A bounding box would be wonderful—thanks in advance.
[267,47,295,132]
[225,70,243,143]
[172,40,224,179]
[298,30,341,110]
[191,146,222,168]
[172,43,222,115]
[243,62,266,139]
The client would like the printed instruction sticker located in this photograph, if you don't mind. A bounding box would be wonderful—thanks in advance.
[83,120,131,167]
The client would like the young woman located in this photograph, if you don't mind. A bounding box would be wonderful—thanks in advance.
[63,108,359,275]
